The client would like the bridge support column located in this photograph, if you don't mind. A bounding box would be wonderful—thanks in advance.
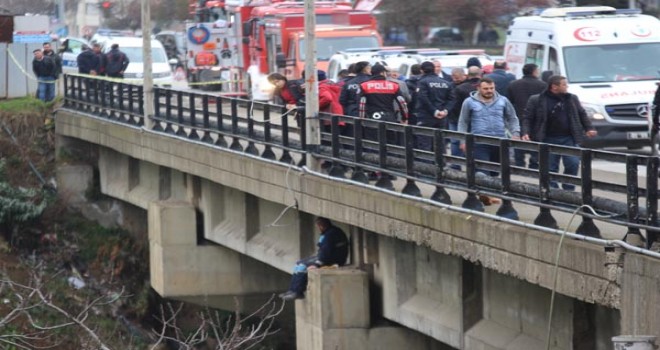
[149,200,289,299]
[296,268,438,350]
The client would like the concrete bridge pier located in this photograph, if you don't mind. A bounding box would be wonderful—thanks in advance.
[149,200,290,311]
[295,268,446,350]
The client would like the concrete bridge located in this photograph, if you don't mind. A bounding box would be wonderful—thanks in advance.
[54,75,660,349]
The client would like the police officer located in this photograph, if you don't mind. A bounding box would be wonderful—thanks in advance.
[339,61,372,118]
[415,61,455,151]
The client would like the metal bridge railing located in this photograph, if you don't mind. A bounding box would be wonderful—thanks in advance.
[62,75,660,247]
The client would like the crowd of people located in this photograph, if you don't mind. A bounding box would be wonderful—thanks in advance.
[31,41,130,103]
[268,57,598,205]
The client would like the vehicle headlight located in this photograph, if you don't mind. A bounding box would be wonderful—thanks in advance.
[582,103,605,120]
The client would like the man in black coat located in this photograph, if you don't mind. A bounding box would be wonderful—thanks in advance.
[77,45,100,74]
[32,49,56,102]
[485,60,516,97]
[339,61,372,118]
[279,217,349,301]
[404,64,422,125]
[105,43,130,78]
[415,61,455,151]
[521,75,597,190]
[507,63,546,168]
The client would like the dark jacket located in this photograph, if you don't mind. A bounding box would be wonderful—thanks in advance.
[449,77,480,124]
[485,69,516,97]
[105,48,130,76]
[339,73,371,117]
[405,75,422,122]
[358,75,408,122]
[94,52,107,75]
[44,50,62,77]
[315,225,349,267]
[506,76,547,122]
[522,90,595,145]
[32,56,55,78]
[77,49,100,74]
[415,73,455,123]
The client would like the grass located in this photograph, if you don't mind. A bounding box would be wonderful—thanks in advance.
[0,96,52,115]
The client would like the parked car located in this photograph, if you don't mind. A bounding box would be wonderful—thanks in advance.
[424,27,464,44]
[94,36,174,85]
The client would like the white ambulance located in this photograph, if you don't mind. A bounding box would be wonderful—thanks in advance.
[504,6,660,148]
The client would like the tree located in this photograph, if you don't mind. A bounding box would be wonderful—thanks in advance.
[378,0,441,46]
[435,0,552,44]
[0,266,285,350]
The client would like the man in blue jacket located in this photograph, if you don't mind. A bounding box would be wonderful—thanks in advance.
[458,77,520,205]
[279,217,349,301]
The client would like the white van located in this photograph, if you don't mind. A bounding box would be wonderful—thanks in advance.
[96,36,174,85]
[504,6,660,148]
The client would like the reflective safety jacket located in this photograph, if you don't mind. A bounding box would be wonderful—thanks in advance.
[358,76,408,122]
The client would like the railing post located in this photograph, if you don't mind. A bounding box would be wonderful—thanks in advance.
[534,143,558,228]
[188,93,200,140]
[374,122,394,190]
[279,105,293,163]
[245,100,259,155]
[229,98,243,151]
[462,134,483,211]
[200,94,213,143]
[175,91,186,137]
[261,104,276,160]
[430,128,451,203]
[350,118,368,184]
[152,87,163,131]
[646,156,659,248]
[401,125,420,196]
[215,96,228,147]
[164,89,174,133]
[496,139,518,220]
[624,155,644,246]
[328,115,346,178]
[576,149,600,237]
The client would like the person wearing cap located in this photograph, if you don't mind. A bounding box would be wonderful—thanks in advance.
[458,77,520,205]
[340,61,372,118]
[466,57,482,69]
[359,63,409,183]
[415,61,455,151]
[358,63,408,125]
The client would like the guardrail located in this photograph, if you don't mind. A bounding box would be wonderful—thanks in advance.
[62,74,660,247]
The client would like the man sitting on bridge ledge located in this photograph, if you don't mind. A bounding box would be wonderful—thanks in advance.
[279,217,349,301]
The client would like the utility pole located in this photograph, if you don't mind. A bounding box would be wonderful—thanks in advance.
[304,0,320,170]
[142,0,154,129]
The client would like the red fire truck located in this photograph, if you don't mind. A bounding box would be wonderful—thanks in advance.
[186,0,382,99]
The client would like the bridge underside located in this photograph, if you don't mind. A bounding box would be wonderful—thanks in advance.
[55,109,660,350]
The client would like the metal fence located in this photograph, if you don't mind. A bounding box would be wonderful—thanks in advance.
[62,74,660,247]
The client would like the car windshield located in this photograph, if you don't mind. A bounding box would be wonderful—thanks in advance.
[564,43,660,83]
[299,36,380,61]
[120,47,168,64]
